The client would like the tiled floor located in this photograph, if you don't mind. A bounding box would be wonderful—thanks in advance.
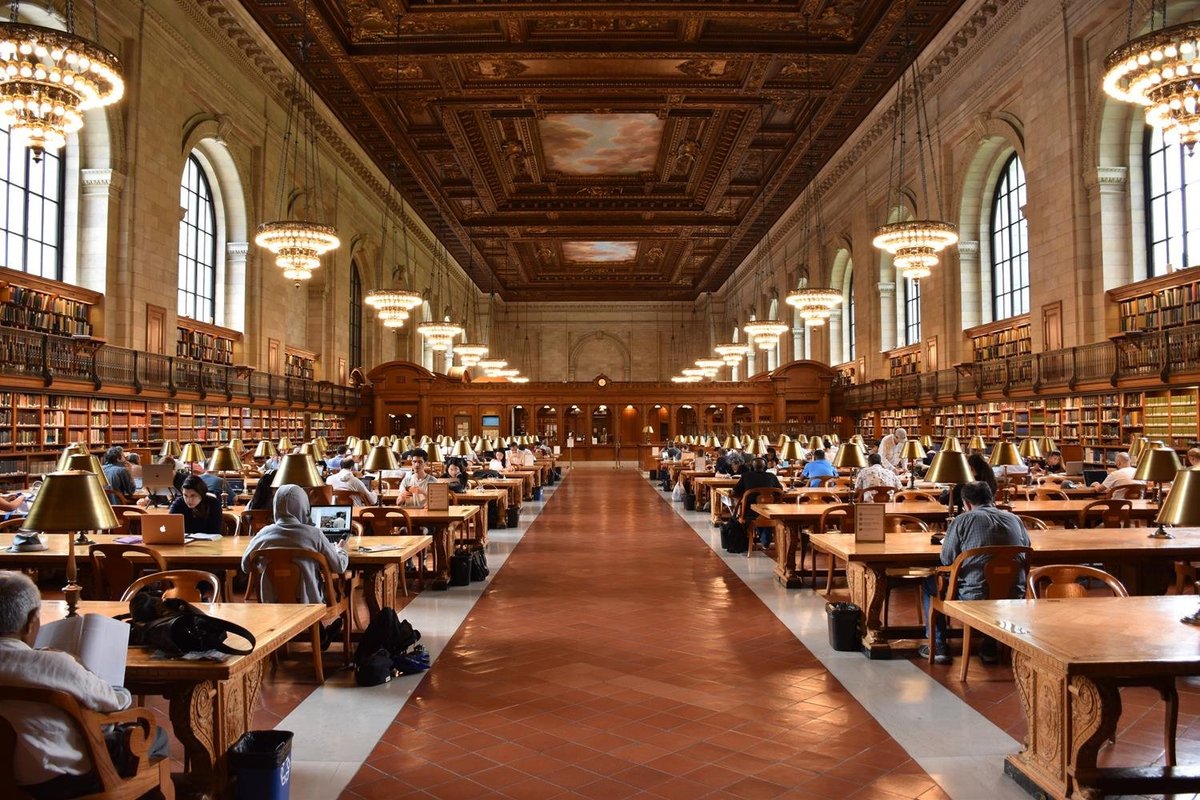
[341,468,946,800]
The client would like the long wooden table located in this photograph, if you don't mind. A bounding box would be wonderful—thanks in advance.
[810,528,1200,658]
[43,599,324,799]
[0,533,433,611]
[942,596,1200,800]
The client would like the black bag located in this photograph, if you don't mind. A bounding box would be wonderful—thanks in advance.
[470,548,489,582]
[532,486,543,502]
[486,501,501,529]
[684,492,696,511]
[720,519,748,553]
[450,549,472,586]
[506,506,520,528]
[123,591,255,657]
[353,609,421,686]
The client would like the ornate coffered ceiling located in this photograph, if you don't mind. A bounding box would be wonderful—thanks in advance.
[235,0,966,301]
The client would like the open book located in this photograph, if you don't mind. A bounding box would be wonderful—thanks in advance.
[35,613,130,686]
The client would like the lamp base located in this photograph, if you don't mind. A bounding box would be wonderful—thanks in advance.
[74,531,94,546]
[1182,609,1200,626]
[1148,524,1175,539]
[63,581,81,618]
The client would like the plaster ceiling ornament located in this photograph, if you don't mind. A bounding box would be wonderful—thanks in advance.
[467,60,529,79]
[377,62,424,82]
[343,0,389,41]
[677,59,730,79]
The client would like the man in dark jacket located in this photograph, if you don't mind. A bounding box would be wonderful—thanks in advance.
[731,458,783,547]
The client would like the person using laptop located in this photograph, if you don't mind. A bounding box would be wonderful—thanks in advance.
[325,457,376,507]
[168,475,223,535]
[1090,451,1141,498]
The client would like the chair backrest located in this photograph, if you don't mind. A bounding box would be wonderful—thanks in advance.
[1027,564,1128,599]
[943,545,1034,601]
[893,490,939,503]
[1030,487,1069,502]
[241,507,273,537]
[1078,498,1133,528]
[1036,475,1070,487]
[378,479,394,492]
[794,490,841,505]
[331,488,357,506]
[358,506,412,536]
[0,517,25,533]
[1016,514,1049,530]
[304,485,334,506]
[884,514,929,533]
[832,476,855,489]
[110,505,149,536]
[248,547,339,608]
[819,503,855,533]
[120,569,222,603]
[737,488,782,523]
[221,511,240,537]
[854,486,894,503]
[811,475,837,487]
[1111,482,1145,500]
[89,543,168,600]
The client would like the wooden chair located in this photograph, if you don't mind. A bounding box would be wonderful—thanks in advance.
[928,545,1034,681]
[220,511,240,537]
[1035,475,1071,488]
[358,506,412,536]
[0,687,175,800]
[120,569,222,603]
[831,476,855,489]
[303,485,333,506]
[1111,482,1146,500]
[111,505,149,537]
[736,487,783,557]
[377,479,394,492]
[240,508,273,537]
[89,543,168,601]
[816,504,855,590]
[794,491,841,504]
[331,488,358,506]
[854,486,895,503]
[882,515,932,626]
[1078,498,1133,529]
[1016,515,1049,531]
[245,547,352,683]
[892,490,940,504]
[1027,565,1179,767]
[811,475,837,487]
[1028,487,1070,502]
[0,518,25,533]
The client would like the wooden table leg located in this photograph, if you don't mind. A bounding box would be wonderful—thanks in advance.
[773,522,804,588]
[362,564,398,614]
[431,523,452,590]
[845,563,894,656]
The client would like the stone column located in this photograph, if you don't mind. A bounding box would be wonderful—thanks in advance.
[225,242,249,333]
[957,240,982,333]
[827,309,843,364]
[878,282,897,353]
[79,168,125,341]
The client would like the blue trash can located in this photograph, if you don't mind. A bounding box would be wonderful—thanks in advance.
[230,730,292,800]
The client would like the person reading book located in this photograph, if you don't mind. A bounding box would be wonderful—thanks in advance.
[0,571,168,799]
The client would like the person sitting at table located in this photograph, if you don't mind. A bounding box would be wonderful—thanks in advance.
[398,450,434,508]
[855,453,903,501]
[1090,451,1140,498]
[663,441,682,460]
[444,460,469,492]
[125,453,143,490]
[920,481,1031,665]
[240,485,348,644]
[0,571,170,799]
[247,469,278,511]
[325,457,376,507]
[1188,447,1200,468]
[732,458,783,546]
[1033,450,1066,475]
[325,446,348,472]
[101,446,137,505]
[485,450,506,472]
[941,453,997,509]
[167,475,224,535]
[800,449,838,487]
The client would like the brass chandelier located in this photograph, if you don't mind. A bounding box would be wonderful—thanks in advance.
[365,166,422,328]
[0,1,124,162]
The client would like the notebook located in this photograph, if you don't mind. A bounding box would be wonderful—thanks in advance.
[310,505,352,542]
[143,514,186,545]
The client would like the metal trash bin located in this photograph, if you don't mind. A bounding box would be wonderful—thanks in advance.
[826,602,861,652]
[230,730,292,800]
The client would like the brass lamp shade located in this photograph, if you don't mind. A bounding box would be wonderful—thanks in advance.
[254,440,279,460]
[279,436,293,452]
[942,437,963,453]
[426,443,444,464]
[64,454,109,490]
[900,440,926,460]
[1157,468,1200,526]
[849,434,865,447]
[160,439,182,459]
[776,435,791,449]
[180,443,206,465]
[451,438,473,457]
[920,435,933,448]
[363,445,399,472]
[270,453,324,488]
[744,438,767,456]
[1134,446,1184,483]
[968,436,988,452]
[1017,438,1042,460]
[317,436,329,449]
[309,440,327,460]
[779,440,806,462]
[988,441,1023,467]
[830,434,841,444]
[229,438,245,453]
[831,444,867,469]
[722,435,739,449]
[56,444,87,471]
[740,435,753,448]
[369,435,380,446]
[1038,436,1057,455]
[351,440,371,458]
[22,470,118,533]
[807,435,824,450]
[345,435,359,448]
[208,445,243,473]
[925,451,973,485]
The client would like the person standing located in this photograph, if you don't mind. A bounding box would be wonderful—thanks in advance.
[877,428,908,472]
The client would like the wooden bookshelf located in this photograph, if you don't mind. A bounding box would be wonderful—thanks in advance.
[1108,268,1200,333]
[833,362,856,386]
[966,315,1031,361]
[0,266,101,337]
[177,318,239,365]
[284,347,317,380]
[1142,387,1197,450]
[886,344,921,377]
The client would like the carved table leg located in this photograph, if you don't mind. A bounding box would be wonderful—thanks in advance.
[844,563,893,656]
[362,565,398,614]
[165,680,218,799]
[774,522,803,588]
[431,523,451,590]
[1067,674,1121,799]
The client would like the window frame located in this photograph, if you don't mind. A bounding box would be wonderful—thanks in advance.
[0,125,66,280]
[990,153,1029,319]
[177,153,219,325]
[903,277,921,346]
[846,269,856,361]
[350,261,363,369]
[1144,125,1200,277]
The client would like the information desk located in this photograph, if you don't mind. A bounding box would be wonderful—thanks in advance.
[809,528,1200,658]
[41,599,324,799]
[941,595,1200,800]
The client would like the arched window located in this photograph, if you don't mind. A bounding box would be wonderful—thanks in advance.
[1145,125,1200,276]
[991,154,1029,318]
[177,154,217,323]
[846,271,856,361]
[0,125,65,280]
[350,262,363,369]
[903,278,921,346]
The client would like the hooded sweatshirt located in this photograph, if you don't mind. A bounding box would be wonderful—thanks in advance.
[240,484,350,603]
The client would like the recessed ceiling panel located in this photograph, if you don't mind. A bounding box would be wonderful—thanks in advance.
[562,241,639,263]
[538,114,665,176]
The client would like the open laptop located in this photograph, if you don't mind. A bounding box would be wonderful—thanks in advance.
[309,505,352,543]
[141,464,176,493]
[225,478,246,496]
[143,514,186,545]
[1082,468,1109,486]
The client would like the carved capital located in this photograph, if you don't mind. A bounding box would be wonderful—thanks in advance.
[81,168,123,198]
[957,240,980,258]
[877,281,896,298]
[226,241,249,260]
[1094,166,1129,195]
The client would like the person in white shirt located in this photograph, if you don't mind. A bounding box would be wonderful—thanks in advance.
[486,450,506,472]
[325,457,377,506]
[508,443,536,468]
[877,428,908,472]
[398,450,435,507]
[0,571,168,798]
[1092,452,1142,498]
[854,453,903,501]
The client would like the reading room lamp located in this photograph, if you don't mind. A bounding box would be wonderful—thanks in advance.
[807,435,824,451]
[776,434,791,450]
[779,439,806,466]
[229,438,245,455]
[180,442,206,473]
[968,435,988,453]
[351,439,371,458]
[159,439,182,459]
[254,440,279,460]
[363,445,399,472]
[64,454,110,503]
[1017,438,1042,461]
[1134,443,1183,509]
[920,435,934,448]
[270,453,324,488]
[55,443,88,471]
[22,470,118,617]
[900,440,926,487]
[278,436,293,453]
[745,438,768,457]
[208,445,243,475]
[925,450,973,517]
[1037,436,1058,456]
[849,434,865,448]
[426,441,444,465]
[451,438,473,457]
[1162,472,1200,620]
[1128,435,1147,466]
[831,442,866,488]
[989,441,1023,474]
[941,436,963,453]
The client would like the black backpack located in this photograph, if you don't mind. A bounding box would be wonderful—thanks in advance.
[353,609,420,686]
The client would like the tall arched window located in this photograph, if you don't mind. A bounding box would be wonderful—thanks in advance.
[177,154,217,323]
[0,125,65,280]
[1145,125,1200,276]
[991,154,1029,318]
[846,271,856,361]
[903,278,921,346]
[350,262,363,369]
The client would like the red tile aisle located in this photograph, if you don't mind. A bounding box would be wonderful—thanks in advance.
[342,469,945,799]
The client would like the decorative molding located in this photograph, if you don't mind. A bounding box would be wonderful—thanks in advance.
[958,240,981,257]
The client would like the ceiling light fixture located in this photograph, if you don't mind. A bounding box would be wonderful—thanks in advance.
[365,164,422,327]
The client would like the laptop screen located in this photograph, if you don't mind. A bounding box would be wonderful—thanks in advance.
[1082,468,1109,486]
[225,478,246,495]
[309,506,351,536]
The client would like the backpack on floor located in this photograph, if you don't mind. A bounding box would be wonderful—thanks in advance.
[720,519,748,553]
[354,609,420,686]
